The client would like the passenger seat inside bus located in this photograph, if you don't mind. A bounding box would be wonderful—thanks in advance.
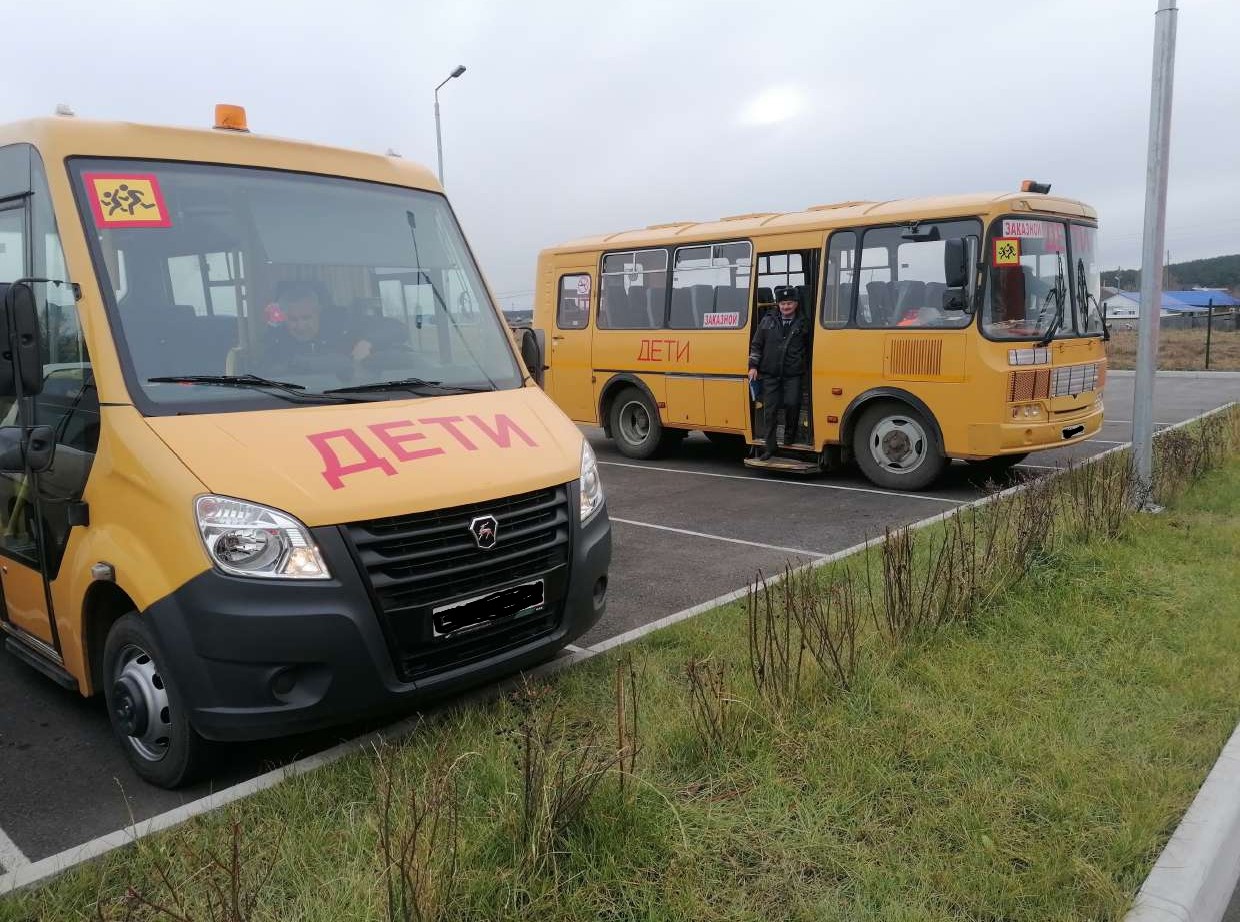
[865,281,893,325]
[122,303,237,380]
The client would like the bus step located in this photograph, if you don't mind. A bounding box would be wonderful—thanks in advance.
[743,456,822,475]
[4,636,79,691]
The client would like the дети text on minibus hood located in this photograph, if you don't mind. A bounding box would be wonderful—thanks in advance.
[143,387,583,527]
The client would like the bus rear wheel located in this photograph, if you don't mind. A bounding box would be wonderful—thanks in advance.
[853,402,945,491]
[611,387,678,460]
[103,613,212,788]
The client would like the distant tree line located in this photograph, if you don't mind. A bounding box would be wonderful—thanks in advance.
[1107,253,1240,293]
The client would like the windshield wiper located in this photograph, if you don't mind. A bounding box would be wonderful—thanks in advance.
[1076,258,1111,342]
[322,377,493,396]
[147,374,362,403]
[1035,254,1068,347]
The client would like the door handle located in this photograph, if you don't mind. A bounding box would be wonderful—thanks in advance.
[552,335,566,342]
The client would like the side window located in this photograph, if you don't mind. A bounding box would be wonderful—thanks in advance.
[821,232,857,328]
[556,274,591,329]
[598,248,667,330]
[857,220,979,329]
[756,252,805,308]
[669,241,751,329]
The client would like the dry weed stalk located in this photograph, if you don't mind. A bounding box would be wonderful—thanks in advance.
[375,743,462,922]
[98,818,281,922]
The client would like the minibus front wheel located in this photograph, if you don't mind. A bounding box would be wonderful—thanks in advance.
[610,387,680,460]
[103,613,212,788]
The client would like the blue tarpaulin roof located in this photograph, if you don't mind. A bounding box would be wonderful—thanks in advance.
[1165,289,1240,308]
[1110,290,1239,311]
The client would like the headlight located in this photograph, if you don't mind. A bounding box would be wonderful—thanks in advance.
[195,496,330,580]
[579,440,604,523]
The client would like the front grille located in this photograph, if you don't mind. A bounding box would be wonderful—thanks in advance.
[1009,362,1101,402]
[1051,363,1100,397]
[1008,369,1051,401]
[343,484,572,680]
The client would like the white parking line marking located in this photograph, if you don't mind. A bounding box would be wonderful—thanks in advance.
[1015,463,1063,471]
[564,644,588,654]
[598,460,961,504]
[1088,439,1128,445]
[0,825,30,871]
[610,517,826,558]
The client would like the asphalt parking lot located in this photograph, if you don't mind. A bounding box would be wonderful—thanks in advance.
[2,371,1238,874]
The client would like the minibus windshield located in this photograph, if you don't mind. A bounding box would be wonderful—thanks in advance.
[69,160,522,410]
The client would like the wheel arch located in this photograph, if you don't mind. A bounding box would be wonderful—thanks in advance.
[598,373,661,438]
[82,581,140,696]
[841,387,944,450]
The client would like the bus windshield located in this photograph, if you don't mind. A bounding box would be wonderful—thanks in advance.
[982,217,1083,341]
[69,160,522,410]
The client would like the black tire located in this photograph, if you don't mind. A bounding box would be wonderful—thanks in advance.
[965,453,1029,476]
[852,402,946,491]
[610,387,678,460]
[102,612,213,788]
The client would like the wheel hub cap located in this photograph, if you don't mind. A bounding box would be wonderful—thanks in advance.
[870,416,928,473]
[112,646,172,763]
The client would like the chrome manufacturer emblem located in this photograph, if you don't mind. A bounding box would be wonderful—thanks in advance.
[469,515,499,550]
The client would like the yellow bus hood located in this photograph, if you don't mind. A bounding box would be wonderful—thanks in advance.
[145,387,583,527]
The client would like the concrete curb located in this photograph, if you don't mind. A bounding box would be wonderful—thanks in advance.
[1,402,1235,900]
[1125,720,1240,922]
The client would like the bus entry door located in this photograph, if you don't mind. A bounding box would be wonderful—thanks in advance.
[547,270,597,423]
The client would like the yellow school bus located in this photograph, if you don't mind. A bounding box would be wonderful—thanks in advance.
[0,107,610,787]
[534,186,1106,489]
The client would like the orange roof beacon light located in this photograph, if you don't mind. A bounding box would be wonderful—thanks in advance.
[1021,179,1052,194]
[214,104,249,132]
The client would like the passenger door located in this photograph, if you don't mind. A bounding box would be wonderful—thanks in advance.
[547,269,597,422]
[0,146,97,658]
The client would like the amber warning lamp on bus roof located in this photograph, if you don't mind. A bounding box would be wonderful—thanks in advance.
[214,104,249,132]
[1021,179,1052,194]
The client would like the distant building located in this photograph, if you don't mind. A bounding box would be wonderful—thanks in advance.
[1102,288,1239,329]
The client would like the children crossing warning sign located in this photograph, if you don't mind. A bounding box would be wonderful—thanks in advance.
[993,237,1020,267]
[84,173,171,228]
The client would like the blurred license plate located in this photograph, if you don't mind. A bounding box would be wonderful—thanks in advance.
[431,579,545,637]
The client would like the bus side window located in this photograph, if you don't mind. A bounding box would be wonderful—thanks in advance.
[822,232,857,328]
[557,274,590,330]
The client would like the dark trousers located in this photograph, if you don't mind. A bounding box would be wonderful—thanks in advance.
[761,375,801,452]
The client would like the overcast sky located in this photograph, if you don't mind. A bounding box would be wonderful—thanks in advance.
[4,0,1237,308]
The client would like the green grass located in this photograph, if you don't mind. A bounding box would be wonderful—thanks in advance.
[8,460,1240,921]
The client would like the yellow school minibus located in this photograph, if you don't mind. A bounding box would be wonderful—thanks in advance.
[533,186,1107,490]
[0,108,610,787]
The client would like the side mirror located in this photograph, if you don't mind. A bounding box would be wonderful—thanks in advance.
[943,238,970,289]
[518,327,545,388]
[942,287,969,312]
[0,282,45,397]
[0,425,56,473]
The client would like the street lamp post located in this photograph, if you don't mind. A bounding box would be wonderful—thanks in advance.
[434,64,467,185]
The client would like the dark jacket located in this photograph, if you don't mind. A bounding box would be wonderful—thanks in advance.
[749,312,807,377]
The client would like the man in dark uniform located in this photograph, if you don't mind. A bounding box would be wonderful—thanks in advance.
[748,285,807,460]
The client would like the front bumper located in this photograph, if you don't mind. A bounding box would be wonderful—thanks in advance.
[145,490,611,742]
[966,403,1104,457]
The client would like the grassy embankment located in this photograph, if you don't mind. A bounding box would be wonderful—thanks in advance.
[1106,327,1240,371]
[7,408,1240,922]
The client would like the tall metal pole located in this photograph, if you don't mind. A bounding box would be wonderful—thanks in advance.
[1132,0,1178,508]
[434,89,444,184]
